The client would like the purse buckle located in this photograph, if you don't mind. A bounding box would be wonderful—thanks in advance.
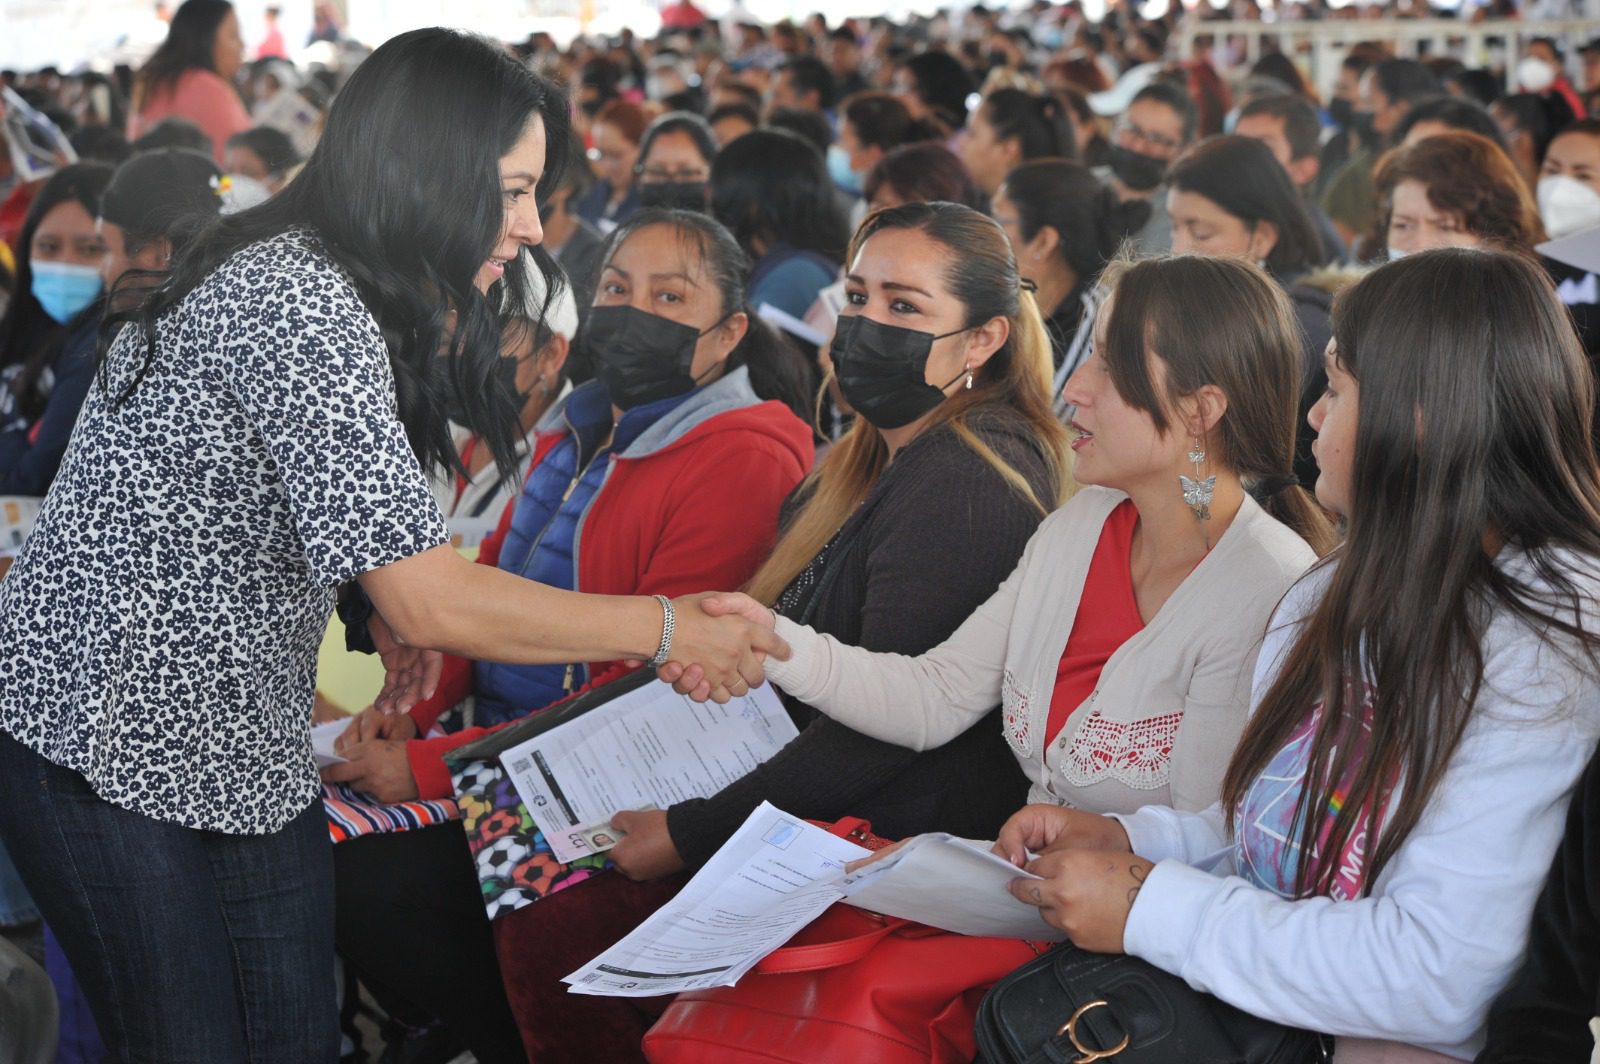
[1055,999,1130,1063]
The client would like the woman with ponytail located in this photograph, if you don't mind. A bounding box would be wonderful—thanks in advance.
[992,157,1149,397]
[960,88,1078,197]
[489,201,1071,1061]
[978,249,1600,1060]
[679,253,1334,821]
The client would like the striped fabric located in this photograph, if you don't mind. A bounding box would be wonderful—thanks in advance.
[322,782,460,844]
[1053,285,1103,424]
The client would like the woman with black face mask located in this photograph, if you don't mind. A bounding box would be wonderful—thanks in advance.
[487,200,1074,1063]
[633,111,717,213]
[326,209,815,1059]
[1096,81,1198,255]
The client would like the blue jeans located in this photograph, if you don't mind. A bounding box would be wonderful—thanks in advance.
[0,838,38,926]
[0,729,338,1063]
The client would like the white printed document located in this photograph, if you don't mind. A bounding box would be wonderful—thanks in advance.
[500,681,798,863]
[840,833,1059,940]
[565,802,869,997]
[564,805,1058,999]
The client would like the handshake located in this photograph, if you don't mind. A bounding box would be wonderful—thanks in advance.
[653,591,784,703]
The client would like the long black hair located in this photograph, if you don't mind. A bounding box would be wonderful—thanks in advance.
[0,163,112,421]
[134,0,235,108]
[594,208,813,421]
[1224,248,1600,896]
[116,28,573,480]
[710,128,847,264]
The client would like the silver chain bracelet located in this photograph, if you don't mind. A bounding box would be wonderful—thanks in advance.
[647,594,675,667]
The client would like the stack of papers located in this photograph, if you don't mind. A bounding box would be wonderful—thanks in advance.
[564,802,1061,998]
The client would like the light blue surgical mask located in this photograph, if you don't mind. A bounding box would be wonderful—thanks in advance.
[827,144,863,197]
[31,260,102,324]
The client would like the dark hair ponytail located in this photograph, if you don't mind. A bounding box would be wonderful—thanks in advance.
[112,28,572,483]
[1001,159,1146,283]
[982,89,1077,162]
[598,208,813,421]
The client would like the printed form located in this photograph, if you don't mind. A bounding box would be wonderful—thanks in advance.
[564,804,1056,998]
[565,802,870,996]
[500,681,798,863]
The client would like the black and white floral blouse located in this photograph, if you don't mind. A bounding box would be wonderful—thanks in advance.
[0,228,448,835]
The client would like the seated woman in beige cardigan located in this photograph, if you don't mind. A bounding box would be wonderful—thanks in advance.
[666,254,1336,816]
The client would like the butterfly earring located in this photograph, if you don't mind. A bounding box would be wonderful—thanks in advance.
[1180,437,1215,522]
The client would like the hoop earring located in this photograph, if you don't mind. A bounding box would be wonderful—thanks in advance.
[1180,437,1215,522]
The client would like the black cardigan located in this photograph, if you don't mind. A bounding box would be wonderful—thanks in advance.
[665,407,1053,866]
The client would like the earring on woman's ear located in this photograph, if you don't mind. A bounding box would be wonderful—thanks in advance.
[964,366,974,390]
[1180,436,1215,521]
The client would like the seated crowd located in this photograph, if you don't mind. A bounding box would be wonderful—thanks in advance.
[4,2,1600,1063]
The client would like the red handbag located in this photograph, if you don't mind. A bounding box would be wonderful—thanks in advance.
[641,818,1046,1064]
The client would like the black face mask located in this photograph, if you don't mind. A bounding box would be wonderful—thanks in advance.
[830,314,968,430]
[1328,97,1354,129]
[1106,143,1168,192]
[438,354,523,426]
[638,180,709,211]
[585,304,725,411]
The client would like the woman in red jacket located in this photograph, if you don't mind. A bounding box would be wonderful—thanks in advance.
[322,209,815,1063]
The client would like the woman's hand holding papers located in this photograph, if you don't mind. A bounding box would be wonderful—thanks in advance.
[991,804,1132,866]
[658,592,785,702]
[993,804,1147,952]
[1009,850,1156,953]
[609,808,688,881]
[320,738,420,803]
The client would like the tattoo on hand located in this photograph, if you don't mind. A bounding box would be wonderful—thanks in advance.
[1126,864,1147,907]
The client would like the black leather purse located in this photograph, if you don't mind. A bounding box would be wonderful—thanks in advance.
[973,945,1330,1064]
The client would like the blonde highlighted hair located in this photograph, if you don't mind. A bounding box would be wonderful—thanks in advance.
[746,202,1072,605]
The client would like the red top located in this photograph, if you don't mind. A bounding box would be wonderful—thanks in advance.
[129,69,252,165]
[1045,499,1144,744]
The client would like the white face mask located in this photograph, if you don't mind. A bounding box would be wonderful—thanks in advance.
[1538,173,1600,239]
[1386,246,1408,261]
[1519,56,1558,93]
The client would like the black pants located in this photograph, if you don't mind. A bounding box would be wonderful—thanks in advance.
[333,821,527,1064]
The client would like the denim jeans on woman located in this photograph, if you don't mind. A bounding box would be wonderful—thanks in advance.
[0,729,338,1063]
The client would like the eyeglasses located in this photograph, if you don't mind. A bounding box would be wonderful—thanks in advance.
[1113,118,1182,154]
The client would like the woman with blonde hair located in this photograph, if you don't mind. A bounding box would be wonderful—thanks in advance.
[680,253,1336,821]
[495,200,1073,1061]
